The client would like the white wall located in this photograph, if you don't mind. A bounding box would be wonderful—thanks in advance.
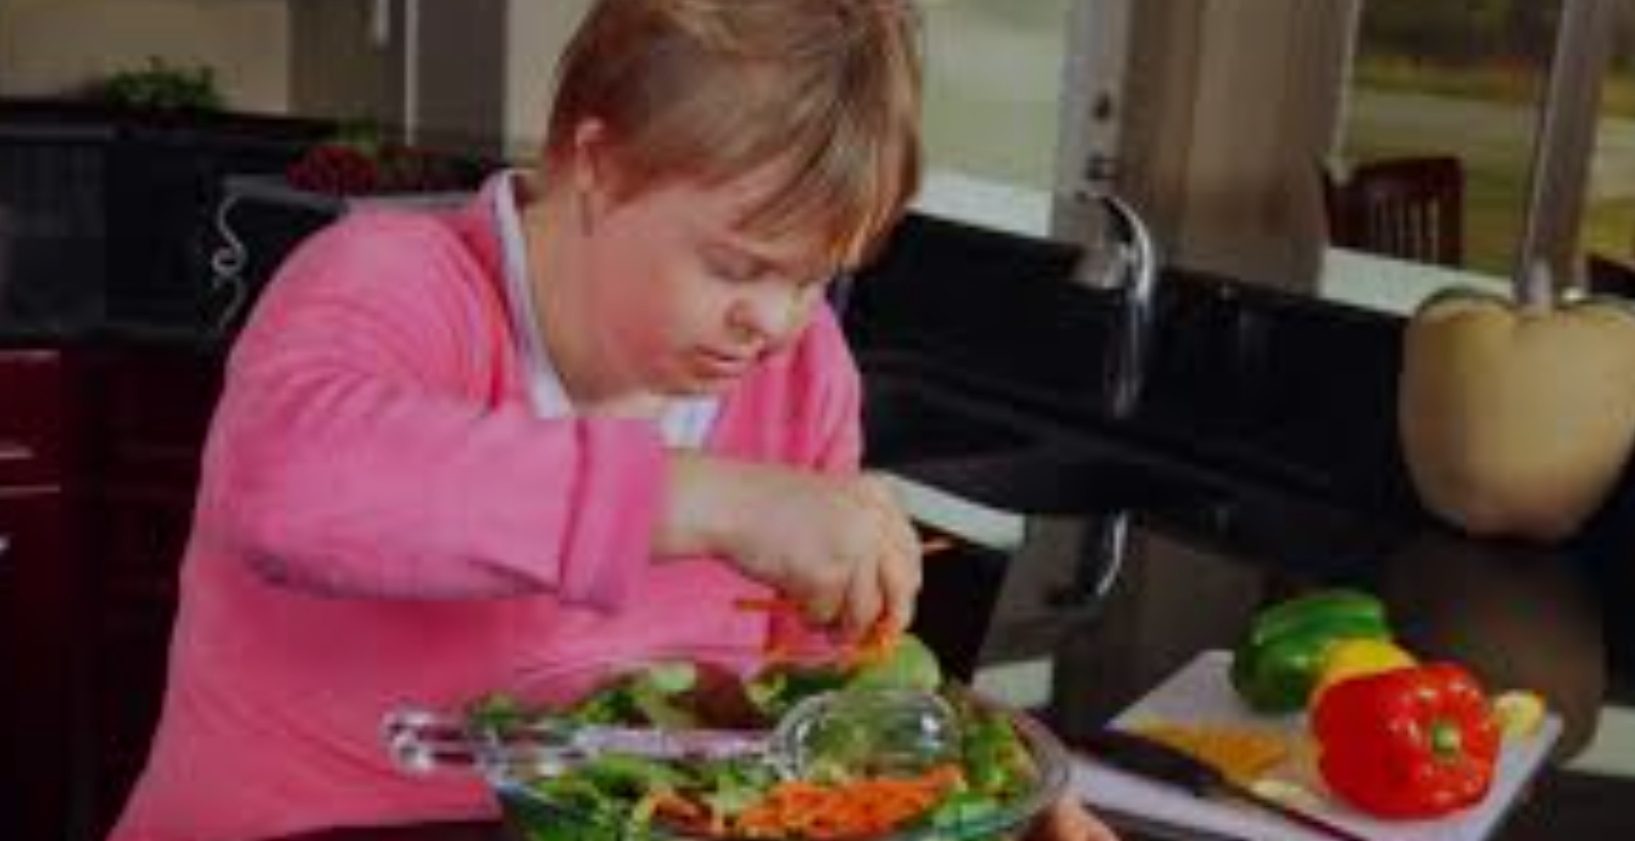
[0,0,291,113]
[503,0,593,161]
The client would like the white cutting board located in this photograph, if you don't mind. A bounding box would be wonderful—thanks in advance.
[1073,651,1561,841]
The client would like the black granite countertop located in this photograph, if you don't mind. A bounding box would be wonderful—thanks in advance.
[847,214,1413,515]
[870,368,1632,840]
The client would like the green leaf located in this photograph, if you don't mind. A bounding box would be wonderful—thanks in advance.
[581,754,690,798]
[628,663,701,728]
[467,693,528,731]
[847,634,944,692]
[926,790,1002,829]
[640,662,699,695]
[695,758,777,816]
[746,663,848,718]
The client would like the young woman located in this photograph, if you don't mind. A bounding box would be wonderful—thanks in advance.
[112,3,1115,839]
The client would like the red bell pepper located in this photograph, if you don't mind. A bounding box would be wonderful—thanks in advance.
[1312,662,1500,819]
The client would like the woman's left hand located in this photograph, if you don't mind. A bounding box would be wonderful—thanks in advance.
[1025,797,1121,841]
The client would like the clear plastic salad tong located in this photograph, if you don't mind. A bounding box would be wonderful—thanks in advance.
[384,687,960,780]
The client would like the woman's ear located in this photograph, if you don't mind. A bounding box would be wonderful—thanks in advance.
[568,118,618,230]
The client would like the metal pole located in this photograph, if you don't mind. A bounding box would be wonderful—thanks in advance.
[1515,0,1619,301]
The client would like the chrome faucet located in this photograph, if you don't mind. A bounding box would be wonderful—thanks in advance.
[1068,192,1158,419]
[1039,193,1157,621]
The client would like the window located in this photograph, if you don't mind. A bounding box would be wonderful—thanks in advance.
[1339,0,1562,277]
[914,0,1081,236]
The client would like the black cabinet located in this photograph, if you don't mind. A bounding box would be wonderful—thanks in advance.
[0,100,333,334]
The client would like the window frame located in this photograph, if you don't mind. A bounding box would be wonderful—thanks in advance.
[1332,0,1621,294]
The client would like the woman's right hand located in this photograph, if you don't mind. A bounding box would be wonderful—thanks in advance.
[658,453,922,635]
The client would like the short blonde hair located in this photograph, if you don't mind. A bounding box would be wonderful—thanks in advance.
[546,0,923,270]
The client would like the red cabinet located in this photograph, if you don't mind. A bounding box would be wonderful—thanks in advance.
[0,348,82,841]
[0,345,224,840]
[0,347,70,484]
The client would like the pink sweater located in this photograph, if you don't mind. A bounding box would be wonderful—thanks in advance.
[110,183,862,841]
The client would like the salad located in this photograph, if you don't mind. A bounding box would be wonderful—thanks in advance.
[469,636,1059,841]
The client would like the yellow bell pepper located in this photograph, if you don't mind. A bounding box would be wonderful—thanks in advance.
[1311,638,1416,705]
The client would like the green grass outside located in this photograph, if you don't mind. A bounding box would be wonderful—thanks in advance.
[1585,197,1635,259]
[1356,54,1635,119]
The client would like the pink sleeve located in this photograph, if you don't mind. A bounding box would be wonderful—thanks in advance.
[197,213,663,608]
[807,308,865,476]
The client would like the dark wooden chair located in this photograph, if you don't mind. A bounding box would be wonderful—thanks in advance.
[1587,252,1635,300]
[1323,156,1466,267]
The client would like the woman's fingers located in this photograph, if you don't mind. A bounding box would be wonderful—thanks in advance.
[792,551,848,626]
[868,477,922,631]
[883,525,922,631]
[840,554,884,635]
[808,581,847,627]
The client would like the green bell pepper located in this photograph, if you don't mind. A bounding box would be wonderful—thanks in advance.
[1230,589,1391,713]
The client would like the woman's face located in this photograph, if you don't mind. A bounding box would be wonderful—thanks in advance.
[575,166,838,398]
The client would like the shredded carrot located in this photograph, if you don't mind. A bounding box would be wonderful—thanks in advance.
[662,764,965,840]
[733,597,903,667]
[652,791,709,834]
[841,619,899,669]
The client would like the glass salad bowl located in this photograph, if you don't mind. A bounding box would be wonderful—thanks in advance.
[383,640,1070,841]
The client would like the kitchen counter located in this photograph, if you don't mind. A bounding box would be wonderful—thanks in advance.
[245,763,1635,840]
[868,389,1621,836]
[251,760,1630,841]
[242,507,1625,840]
[249,777,1626,841]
